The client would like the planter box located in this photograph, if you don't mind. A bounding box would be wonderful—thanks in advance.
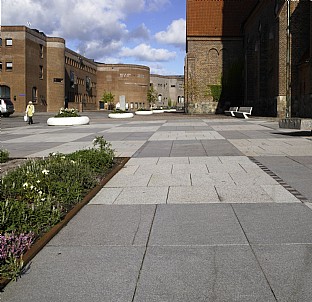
[108,113,134,119]
[47,116,90,126]
[135,110,153,115]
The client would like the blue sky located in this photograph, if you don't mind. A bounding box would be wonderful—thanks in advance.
[1,0,186,75]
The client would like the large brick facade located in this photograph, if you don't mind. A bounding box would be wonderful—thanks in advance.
[186,0,312,117]
[0,26,150,113]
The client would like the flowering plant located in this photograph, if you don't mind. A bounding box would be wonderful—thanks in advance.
[54,108,80,118]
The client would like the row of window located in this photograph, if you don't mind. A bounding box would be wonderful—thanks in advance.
[65,56,96,74]
[0,38,13,47]
[0,62,13,71]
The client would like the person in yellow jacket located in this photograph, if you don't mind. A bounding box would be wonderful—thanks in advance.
[25,101,35,125]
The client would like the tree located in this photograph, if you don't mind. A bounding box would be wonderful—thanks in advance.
[101,90,115,110]
[147,86,157,108]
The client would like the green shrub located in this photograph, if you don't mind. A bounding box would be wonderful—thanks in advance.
[0,149,9,163]
[54,108,80,117]
[0,136,115,280]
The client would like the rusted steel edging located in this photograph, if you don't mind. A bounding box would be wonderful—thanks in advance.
[1,157,130,290]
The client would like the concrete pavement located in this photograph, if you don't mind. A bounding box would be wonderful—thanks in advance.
[1,112,312,301]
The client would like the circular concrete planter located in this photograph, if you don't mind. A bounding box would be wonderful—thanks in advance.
[135,110,153,116]
[164,109,177,112]
[108,112,134,119]
[47,116,90,126]
[152,109,164,114]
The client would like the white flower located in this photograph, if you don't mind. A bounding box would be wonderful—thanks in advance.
[23,182,28,188]
[30,185,34,190]
[36,180,41,183]
[71,160,76,164]
[42,169,49,175]
[38,190,43,195]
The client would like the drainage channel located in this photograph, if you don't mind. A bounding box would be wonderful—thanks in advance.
[248,156,309,203]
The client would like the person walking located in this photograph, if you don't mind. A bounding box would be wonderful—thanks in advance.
[25,101,35,125]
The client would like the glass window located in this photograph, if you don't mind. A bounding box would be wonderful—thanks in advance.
[0,38,2,46]
[40,44,43,58]
[5,39,12,46]
[39,65,43,79]
[32,87,38,103]
[0,62,2,71]
[6,62,13,70]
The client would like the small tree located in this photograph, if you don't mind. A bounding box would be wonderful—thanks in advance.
[147,86,157,108]
[101,90,115,109]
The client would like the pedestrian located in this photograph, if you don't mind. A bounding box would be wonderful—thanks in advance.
[25,101,35,125]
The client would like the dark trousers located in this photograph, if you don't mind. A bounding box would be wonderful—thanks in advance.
[28,116,33,124]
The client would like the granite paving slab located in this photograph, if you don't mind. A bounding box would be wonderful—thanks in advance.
[134,246,276,302]
[1,246,145,302]
[148,173,192,187]
[133,141,172,157]
[88,187,123,204]
[232,203,312,244]
[149,204,247,246]
[215,185,274,203]
[105,173,152,187]
[113,187,169,204]
[191,172,236,186]
[252,244,312,301]
[201,140,244,156]
[167,186,220,203]
[48,205,155,246]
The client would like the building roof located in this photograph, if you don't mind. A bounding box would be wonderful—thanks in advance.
[187,0,258,37]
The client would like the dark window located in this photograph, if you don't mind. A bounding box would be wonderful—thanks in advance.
[40,44,44,58]
[0,62,2,71]
[53,78,63,83]
[39,65,43,79]
[0,38,2,46]
[32,87,38,103]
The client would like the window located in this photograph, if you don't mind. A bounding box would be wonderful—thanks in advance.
[40,44,43,58]
[39,65,43,79]
[0,39,2,46]
[32,87,38,103]
[6,62,13,71]
[5,39,12,46]
[171,85,176,88]
[0,62,2,72]
[53,78,63,83]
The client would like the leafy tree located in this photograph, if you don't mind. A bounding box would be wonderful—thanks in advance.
[101,90,115,109]
[147,86,157,108]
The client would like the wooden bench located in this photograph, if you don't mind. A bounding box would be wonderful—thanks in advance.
[224,107,239,116]
[233,107,253,119]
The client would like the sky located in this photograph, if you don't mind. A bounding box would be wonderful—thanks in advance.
[1,0,186,75]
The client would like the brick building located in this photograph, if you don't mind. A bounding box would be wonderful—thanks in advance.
[186,0,312,117]
[0,26,150,113]
[150,74,184,109]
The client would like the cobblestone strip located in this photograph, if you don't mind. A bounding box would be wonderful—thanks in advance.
[248,156,309,203]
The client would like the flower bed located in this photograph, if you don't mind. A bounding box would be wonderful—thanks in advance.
[0,137,119,285]
[135,110,153,115]
[108,112,134,119]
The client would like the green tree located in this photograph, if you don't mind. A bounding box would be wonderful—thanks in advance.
[101,90,115,109]
[147,86,157,108]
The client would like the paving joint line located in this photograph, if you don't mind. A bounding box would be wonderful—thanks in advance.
[248,156,309,203]
[230,204,278,301]
[131,204,157,302]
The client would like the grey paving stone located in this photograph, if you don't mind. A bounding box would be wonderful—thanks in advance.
[216,185,275,203]
[148,173,192,187]
[149,204,247,246]
[172,163,209,174]
[89,187,123,204]
[253,244,312,302]
[255,156,312,202]
[232,203,312,244]
[134,246,275,302]
[170,140,207,157]
[191,172,236,186]
[167,186,220,203]
[114,187,169,204]
[133,141,172,158]
[105,172,152,187]
[48,205,155,246]
[201,140,244,156]
[2,246,144,302]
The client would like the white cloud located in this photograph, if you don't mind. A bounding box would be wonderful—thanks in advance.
[146,0,170,11]
[155,18,186,49]
[120,43,176,62]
